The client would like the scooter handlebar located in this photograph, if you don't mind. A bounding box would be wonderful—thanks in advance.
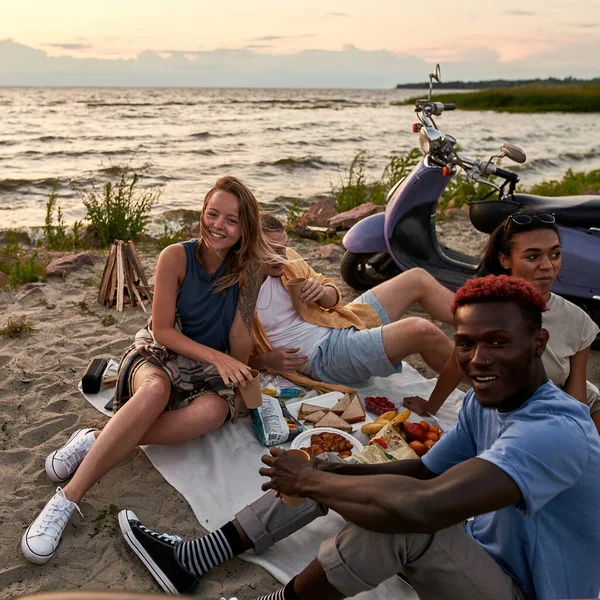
[443,103,456,111]
[493,166,519,183]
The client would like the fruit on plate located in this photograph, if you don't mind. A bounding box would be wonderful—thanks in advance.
[375,410,397,423]
[389,409,411,426]
[419,420,431,432]
[409,441,428,457]
[361,422,386,436]
[405,422,427,443]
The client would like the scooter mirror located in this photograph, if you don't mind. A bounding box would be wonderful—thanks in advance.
[500,143,526,164]
[432,64,441,82]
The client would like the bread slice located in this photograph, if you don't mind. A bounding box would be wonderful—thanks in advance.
[298,402,328,420]
[313,411,352,433]
[330,393,353,416]
[303,410,328,424]
[340,395,366,424]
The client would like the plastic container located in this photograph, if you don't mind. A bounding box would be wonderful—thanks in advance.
[364,396,396,416]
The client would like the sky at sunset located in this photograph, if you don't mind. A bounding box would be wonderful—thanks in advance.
[1,0,598,87]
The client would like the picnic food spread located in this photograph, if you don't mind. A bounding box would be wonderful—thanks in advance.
[299,431,354,459]
[296,393,366,433]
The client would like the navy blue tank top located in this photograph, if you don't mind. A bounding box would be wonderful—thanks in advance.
[176,239,239,353]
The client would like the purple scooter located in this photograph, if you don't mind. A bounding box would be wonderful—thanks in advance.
[342,64,600,333]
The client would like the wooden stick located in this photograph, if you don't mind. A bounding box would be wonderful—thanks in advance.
[121,249,138,308]
[116,241,124,312]
[98,243,117,305]
[127,241,151,289]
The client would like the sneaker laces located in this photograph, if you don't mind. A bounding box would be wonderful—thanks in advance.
[138,523,183,545]
[38,487,83,539]
[55,433,94,469]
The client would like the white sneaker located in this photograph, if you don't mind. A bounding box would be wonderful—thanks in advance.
[21,487,82,564]
[45,428,97,483]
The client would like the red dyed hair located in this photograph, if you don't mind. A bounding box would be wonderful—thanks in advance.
[452,275,547,332]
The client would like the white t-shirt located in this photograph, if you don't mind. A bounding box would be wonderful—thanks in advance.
[542,293,600,406]
[256,276,331,374]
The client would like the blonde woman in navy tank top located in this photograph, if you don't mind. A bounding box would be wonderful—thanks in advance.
[22,176,277,565]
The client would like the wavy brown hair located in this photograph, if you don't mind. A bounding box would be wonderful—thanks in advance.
[198,176,277,293]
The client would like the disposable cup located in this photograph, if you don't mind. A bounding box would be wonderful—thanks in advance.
[286,277,307,312]
[280,448,311,506]
[239,369,262,409]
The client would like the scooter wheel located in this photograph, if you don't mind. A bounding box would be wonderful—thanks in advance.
[340,251,394,291]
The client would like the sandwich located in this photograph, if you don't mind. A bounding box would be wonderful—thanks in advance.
[298,402,328,420]
[302,410,328,424]
[313,411,352,433]
[340,395,366,424]
[330,393,353,416]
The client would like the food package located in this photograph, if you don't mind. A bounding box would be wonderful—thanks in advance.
[350,423,418,463]
[250,394,305,446]
[259,373,304,399]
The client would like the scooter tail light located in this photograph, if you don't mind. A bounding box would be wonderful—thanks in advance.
[442,166,452,177]
[412,123,421,133]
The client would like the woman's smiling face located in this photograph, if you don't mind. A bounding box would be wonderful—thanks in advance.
[501,229,562,298]
[202,190,242,251]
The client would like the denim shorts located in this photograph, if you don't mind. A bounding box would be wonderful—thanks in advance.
[307,290,402,386]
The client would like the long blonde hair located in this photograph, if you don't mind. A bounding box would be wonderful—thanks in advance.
[199,176,277,292]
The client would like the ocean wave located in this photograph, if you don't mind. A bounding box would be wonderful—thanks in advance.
[84,101,202,108]
[260,156,337,170]
[519,148,600,172]
[0,177,59,191]
[189,149,217,156]
[189,132,213,139]
[0,140,17,146]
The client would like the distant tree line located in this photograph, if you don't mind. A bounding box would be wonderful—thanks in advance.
[396,77,600,89]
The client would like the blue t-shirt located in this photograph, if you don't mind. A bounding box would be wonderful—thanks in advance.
[176,239,240,353]
[422,381,600,600]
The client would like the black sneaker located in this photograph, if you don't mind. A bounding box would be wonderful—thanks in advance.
[119,509,199,595]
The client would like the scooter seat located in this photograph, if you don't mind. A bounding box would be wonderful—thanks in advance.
[469,194,600,233]
[512,193,600,228]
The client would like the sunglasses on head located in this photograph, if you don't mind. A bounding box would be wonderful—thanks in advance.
[509,213,556,226]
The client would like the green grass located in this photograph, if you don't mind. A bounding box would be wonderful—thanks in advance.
[331,149,600,218]
[404,85,600,113]
[0,235,47,288]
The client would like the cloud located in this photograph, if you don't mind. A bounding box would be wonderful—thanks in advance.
[504,10,535,15]
[0,38,598,88]
[44,43,91,50]
[252,34,318,42]
[244,44,275,49]
[327,12,348,17]
[571,22,600,28]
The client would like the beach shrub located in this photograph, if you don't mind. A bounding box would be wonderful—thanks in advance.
[0,235,47,287]
[525,168,600,196]
[43,186,83,251]
[404,85,600,113]
[286,198,304,229]
[155,224,188,251]
[0,315,36,338]
[80,165,161,247]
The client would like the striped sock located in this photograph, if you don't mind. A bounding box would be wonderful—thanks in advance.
[175,522,244,577]
[256,578,299,600]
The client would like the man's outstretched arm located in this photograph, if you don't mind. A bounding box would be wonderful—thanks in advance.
[261,453,521,535]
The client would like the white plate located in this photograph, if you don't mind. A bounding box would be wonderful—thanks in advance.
[291,427,364,455]
[287,392,372,433]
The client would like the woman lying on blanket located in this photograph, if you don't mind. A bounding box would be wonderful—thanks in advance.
[404,212,600,433]
[22,176,274,565]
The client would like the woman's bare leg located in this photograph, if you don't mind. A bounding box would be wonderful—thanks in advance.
[139,394,229,445]
[370,268,455,325]
[381,317,453,373]
[62,365,171,504]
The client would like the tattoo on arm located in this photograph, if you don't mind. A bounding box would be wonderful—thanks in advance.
[238,262,261,333]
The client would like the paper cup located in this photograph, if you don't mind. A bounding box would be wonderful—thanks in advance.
[280,449,310,506]
[239,369,262,409]
[286,277,307,312]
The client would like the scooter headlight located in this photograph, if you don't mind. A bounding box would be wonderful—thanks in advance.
[419,126,442,154]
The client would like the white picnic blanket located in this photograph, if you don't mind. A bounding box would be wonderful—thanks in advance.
[81,362,464,600]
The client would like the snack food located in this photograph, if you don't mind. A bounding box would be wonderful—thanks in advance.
[340,395,366,424]
[353,423,418,463]
[330,393,354,415]
[313,411,353,433]
[250,395,305,446]
[303,410,328,424]
[300,431,354,459]
[298,402,329,420]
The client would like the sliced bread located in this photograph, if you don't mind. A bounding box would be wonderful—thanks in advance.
[303,410,328,424]
[340,395,366,424]
[330,393,353,416]
[313,411,352,433]
[298,402,329,420]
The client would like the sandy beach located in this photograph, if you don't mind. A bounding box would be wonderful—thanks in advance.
[1,212,599,599]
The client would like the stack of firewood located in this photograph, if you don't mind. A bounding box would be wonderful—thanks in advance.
[98,240,153,312]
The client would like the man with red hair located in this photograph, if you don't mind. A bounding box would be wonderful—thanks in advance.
[120,276,600,600]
